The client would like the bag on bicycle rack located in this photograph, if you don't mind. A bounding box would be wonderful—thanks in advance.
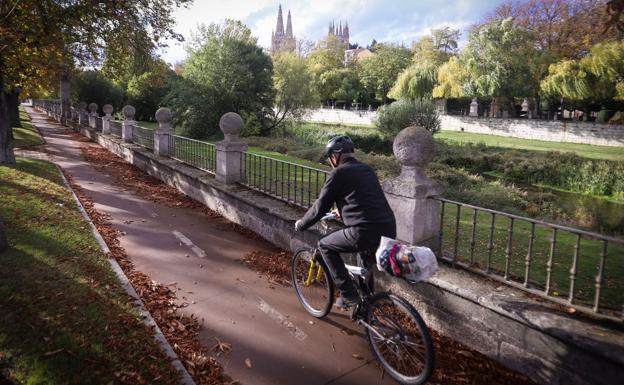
[375,236,439,283]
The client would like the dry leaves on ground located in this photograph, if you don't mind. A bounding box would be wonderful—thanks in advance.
[242,250,292,286]
[63,172,232,385]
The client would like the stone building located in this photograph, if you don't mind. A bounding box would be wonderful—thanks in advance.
[328,20,349,45]
[270,5,296,55]
[344,47,373,64]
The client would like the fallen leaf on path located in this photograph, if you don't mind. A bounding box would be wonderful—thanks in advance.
[351,353,363,360]
[213,339,232,357]
[244,358,252,368]
[44,348,64,357]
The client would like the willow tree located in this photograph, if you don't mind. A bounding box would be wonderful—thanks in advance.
[0,0,191,164]
[541,41,624,104]
[432,57,469,99]
[389,29,459,100]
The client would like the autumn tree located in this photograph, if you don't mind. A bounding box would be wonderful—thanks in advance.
[487,0,623,59]
[0,0,191,164]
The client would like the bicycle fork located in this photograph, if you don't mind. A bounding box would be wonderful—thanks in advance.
[305,254,325,286]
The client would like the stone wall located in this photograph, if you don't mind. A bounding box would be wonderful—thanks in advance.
[302,108,624,147]
[439,115,624,147]
[304,108,377,126]
[74,122,624,385]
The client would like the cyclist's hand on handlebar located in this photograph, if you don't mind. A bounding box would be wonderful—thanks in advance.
[331,209,341,218]
[294,219,303,232]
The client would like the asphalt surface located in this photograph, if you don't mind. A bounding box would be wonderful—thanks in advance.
[25,108,398,385]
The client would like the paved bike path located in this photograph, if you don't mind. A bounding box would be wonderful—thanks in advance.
[25,107,397,385]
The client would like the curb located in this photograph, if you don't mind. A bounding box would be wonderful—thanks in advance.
[51,143,197,385]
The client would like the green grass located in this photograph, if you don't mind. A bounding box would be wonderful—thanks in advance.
[439,203,624,313]
[13,108,44,148]
[436,131,624,161]
[0,158,181,384]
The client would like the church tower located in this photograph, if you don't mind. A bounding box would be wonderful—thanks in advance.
[327,19,350,45]
[271,5,296,55]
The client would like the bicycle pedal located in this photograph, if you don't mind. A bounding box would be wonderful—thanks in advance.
[350,304,365,321]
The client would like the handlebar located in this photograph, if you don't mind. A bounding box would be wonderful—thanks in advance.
[320,213,338,222]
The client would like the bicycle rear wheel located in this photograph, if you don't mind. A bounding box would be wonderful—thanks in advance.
[292,248,334,318]
[365,293,434,385]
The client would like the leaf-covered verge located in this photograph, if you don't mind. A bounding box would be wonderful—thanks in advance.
[13,107,44,148]
[0,157,182,384]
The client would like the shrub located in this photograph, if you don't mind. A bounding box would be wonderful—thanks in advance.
[126,62,177,122]
[374,98,440,137]
[71,70,124,111]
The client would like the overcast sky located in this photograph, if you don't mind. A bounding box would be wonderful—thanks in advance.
[160,0,508,65]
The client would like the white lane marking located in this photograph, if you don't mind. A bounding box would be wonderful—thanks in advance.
[258,297,307,341]
[172,230,207,258]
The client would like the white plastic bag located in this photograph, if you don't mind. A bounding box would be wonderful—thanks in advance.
[375,236,439,283]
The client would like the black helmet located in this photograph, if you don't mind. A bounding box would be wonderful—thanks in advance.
[324,135,355,158]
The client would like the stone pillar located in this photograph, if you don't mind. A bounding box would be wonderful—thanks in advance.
[490,98,499,118]
[78,102,87,127]
[435,99,447,115]
[60,74,70,125]
[215,112,247,184]
[382,126,442,253]
[154,107,173,157]
[102,104,113,134]
[88,103,98,129]
[469,98,479,117]
[122,105,136,143]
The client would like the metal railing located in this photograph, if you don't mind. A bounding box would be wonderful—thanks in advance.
[132,125,154,150]
[80,111,89,126]
[70,108,79,124]
[435,197,624,322]
[110,121,122,137]
[95,116,103,132]
[240,152,329,209]
[167,135,216,173]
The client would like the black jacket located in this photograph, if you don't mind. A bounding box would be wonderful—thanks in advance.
[299,158,395,231]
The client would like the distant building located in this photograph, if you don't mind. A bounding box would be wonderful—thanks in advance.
[328,20,350,45]
[271,5,296,55]
[344,47,373,64]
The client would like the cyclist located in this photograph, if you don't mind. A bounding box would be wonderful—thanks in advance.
[295,135,396,307]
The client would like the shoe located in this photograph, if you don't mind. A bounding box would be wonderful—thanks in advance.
[335,293,361,309]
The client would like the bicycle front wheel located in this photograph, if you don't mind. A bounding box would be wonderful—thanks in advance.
[291,248,334,318]
[365,293,434,385]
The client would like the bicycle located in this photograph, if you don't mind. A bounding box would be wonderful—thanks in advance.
[291,213,435,385]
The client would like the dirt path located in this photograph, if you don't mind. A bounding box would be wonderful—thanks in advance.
[24,108,396,385]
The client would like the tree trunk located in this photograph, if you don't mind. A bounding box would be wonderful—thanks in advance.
[8,90,20,128]
[0,87,16,164]
[0,219,7,253]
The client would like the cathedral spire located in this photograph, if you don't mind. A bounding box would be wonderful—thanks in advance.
[286,10,293,38]
[276,4,284,35]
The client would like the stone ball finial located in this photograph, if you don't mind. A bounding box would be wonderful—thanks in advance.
[155,107,172,124]
[219,112,243,136]
[79,101,88,111]
[103,104,113,115]
[393,126,435,168]
[122,105,136,120]
[89,103,98,113]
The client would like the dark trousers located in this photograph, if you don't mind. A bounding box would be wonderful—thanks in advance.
[318,222,396,298]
